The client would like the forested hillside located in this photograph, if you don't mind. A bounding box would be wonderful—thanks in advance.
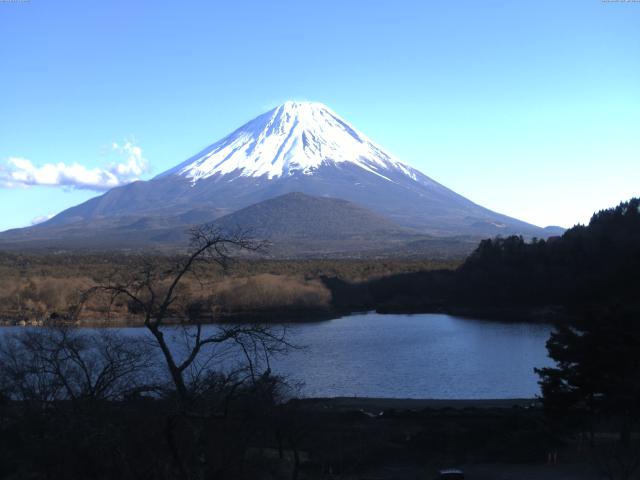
[341,198,640,317]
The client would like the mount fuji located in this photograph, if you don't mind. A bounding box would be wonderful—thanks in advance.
[0,101,561,253]
[160,101,422,183]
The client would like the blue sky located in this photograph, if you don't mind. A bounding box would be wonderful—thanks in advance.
[1,0,638,231]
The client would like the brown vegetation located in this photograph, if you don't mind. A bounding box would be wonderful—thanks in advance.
[212,274,331,311]
[0,275,92,323]
[0,251,459,324]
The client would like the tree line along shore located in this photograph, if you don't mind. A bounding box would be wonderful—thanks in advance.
[1,198,639,327]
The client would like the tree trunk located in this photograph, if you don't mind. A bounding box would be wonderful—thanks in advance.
[276,428,284,459]
[620,416,631,448]
[148,325,190,403]
[164,415,190,480]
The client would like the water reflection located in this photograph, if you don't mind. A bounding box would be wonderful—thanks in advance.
[0,313,553,399]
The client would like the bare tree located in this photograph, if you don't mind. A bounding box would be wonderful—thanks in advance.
[0,326,154,404]
[88,225,290,408]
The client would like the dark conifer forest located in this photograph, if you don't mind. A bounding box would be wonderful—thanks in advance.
[341,198,640,318]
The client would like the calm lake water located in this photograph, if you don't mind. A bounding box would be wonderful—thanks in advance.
[266,312,554,399]
[1,313,554,399]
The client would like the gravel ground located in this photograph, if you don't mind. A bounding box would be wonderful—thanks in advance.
[358,462,602,480]
[461,463,601,479]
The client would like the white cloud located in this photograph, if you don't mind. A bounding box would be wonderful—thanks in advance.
[0,141,150,191]
[31,214,55,225]
[109,141,148,177]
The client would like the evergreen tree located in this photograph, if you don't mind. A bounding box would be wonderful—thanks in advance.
[536,305,640,444]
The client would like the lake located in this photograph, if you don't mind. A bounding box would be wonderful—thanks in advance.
[0,313,554,399]
[268,312,554,399]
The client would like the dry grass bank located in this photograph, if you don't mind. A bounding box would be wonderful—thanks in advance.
[0,252,460,324]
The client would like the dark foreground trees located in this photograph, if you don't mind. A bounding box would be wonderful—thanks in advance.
[0,326,300,480]
[536,306,640,430]
[0,225,305,480]
[535,305,640,480]
[0,326,154,403]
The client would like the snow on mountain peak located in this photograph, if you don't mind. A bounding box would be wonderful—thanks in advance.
[160,101,418,182]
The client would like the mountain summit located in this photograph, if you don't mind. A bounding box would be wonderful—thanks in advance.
[0,101,561,251]
[159,101,421,183]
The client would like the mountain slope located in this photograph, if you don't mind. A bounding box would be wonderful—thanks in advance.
[0,193,480,257]
[2,101,559,248]
[211,192,405,239]
[208,192,478,257]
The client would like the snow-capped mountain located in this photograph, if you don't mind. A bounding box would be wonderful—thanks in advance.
[159,101,421,183]
[4,100,561,249]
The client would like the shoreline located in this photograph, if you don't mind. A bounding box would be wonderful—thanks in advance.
[295,396,541,413]
[376,304,566,323]
[0,308,347,328]
[0,304,562,327]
